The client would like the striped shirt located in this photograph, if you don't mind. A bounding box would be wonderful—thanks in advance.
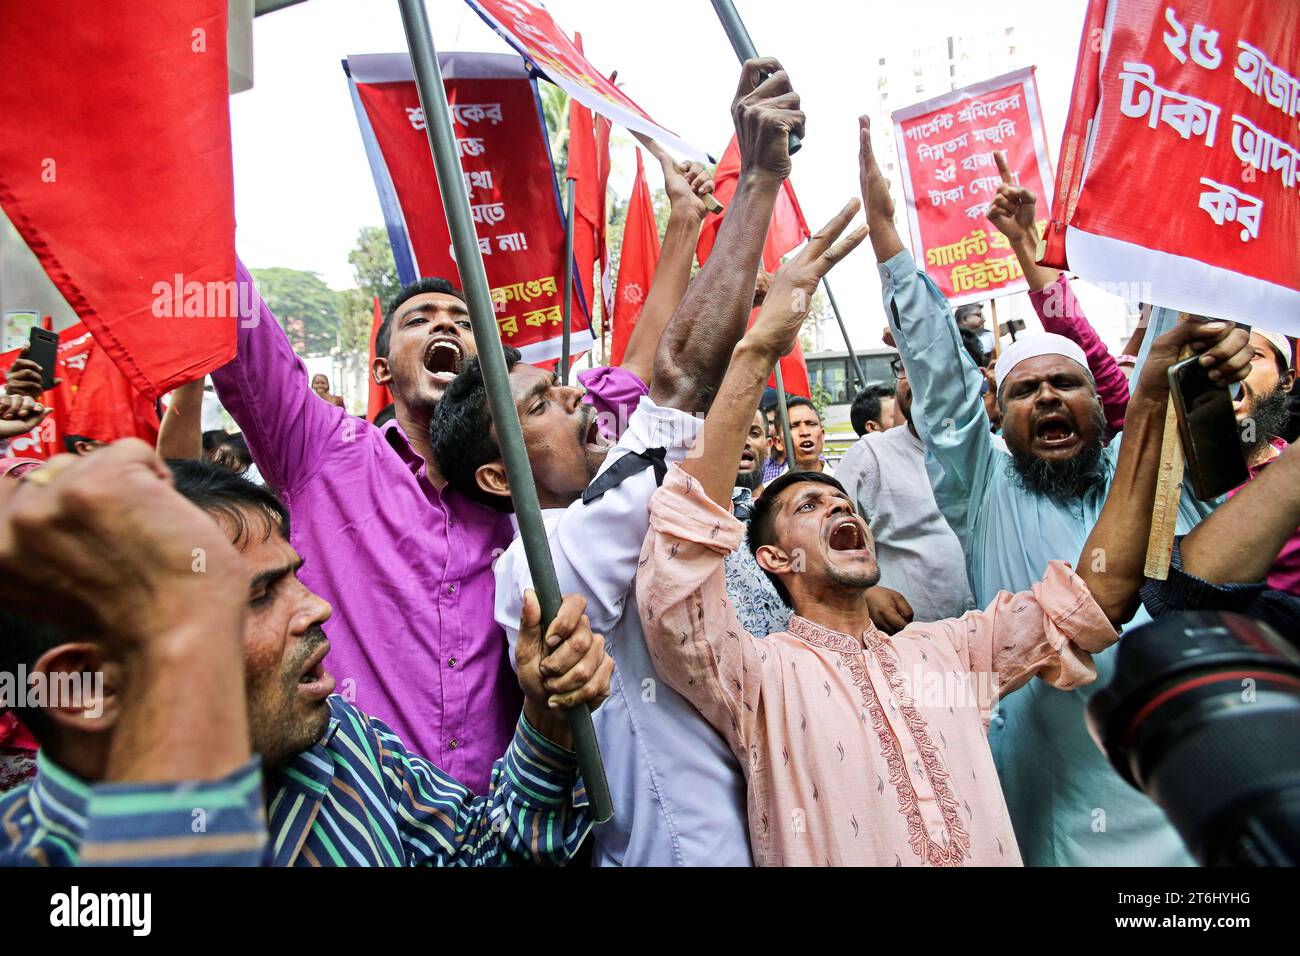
[0,696,590,867]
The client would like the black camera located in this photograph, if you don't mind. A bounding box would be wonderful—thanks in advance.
[1086,611,1300,866]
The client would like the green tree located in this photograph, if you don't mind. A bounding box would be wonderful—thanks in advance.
[337,226,401,356]
[249,267,340,356]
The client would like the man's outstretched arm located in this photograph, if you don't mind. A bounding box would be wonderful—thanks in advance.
[859,115,993,547]
[650,58,805,415]
[1078,321,1252,625]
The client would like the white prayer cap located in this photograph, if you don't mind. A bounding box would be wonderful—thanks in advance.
[1252,328,1295,370]
[994,332,1093,394]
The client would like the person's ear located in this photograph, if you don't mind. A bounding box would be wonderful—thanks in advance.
[73,440,95,456]
[31,643,121,737]
[371,356,392,388]
[1283,369,1296,393]
[865,420,882,433]
[756,543,793,578]
[475,461,511,502]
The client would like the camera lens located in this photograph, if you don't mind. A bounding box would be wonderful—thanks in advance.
[1086,611,1300,866]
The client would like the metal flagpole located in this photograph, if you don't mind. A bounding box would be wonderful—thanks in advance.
[711,0,798,463]
[710,0,801,154]
[822,279,865,390]
[560,178,576,383]
[397,0,613,822]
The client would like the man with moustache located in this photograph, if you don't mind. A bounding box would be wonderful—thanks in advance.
[0,448,609,866]
[725,408,791,637]
[211,266,642,792]
[634,211,1133,867]
[431,58,827,866]
[858,114,1253,866]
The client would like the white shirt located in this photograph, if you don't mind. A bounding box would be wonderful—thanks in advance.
[835,425,977,622]
[494,396,752,867]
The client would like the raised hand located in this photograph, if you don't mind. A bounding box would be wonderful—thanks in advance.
[858,116,904,261]
[733,57,805,181]
[1138,318,1252,394]
[636,133,716,221]
[985,151,1038,247]
[747,198,867,358]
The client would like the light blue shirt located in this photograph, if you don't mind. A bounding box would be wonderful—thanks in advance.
[881,249,1207,866]
[495,397,752,867]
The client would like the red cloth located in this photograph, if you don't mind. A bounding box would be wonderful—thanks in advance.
[64,341,161,445]
[0,0,236,400]
[367,295,393,421]
[567,34,602,323]
[610,151,661,366]
[0,321,96,460]
[697,136,812,398]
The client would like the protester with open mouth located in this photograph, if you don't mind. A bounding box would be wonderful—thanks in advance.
[0,449,610,866]
[634,199,1141,866]
[859,114,1253,867]
[207,267,642,794]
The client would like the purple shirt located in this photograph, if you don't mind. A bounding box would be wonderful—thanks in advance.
[213,262,518,793]
[577,365,647,439]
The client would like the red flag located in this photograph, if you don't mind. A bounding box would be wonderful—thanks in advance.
[595,113,613,321]
[64,341,161,447]
[568,34,600,322]
[367,296,393,421]
[0,1,236,400]
[611,151,661,366]
[697,135,812,398]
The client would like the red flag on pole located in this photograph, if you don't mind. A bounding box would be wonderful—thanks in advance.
[0,1,236,400]
[595,112,614,330]
[697,135,813,398]
[610,151,661,366]
[367,295,393,421]
[568,34,601,323]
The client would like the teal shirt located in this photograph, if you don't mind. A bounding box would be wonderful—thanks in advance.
[880,249,1206,866]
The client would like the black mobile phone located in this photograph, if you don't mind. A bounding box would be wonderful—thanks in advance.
[1167,356,1250,500]
[28,326,59,391]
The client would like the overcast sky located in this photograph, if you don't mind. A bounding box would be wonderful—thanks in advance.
[231,0,1132,350]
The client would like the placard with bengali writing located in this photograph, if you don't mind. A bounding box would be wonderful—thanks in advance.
[346,52,591,363]
[1044,0,1300,333]
[892,67,1055,305]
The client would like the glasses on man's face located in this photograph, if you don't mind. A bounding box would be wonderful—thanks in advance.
[890,358,907,380]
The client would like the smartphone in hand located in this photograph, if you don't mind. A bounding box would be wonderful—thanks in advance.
[27,327,59,392]
[1168,356,1250,500]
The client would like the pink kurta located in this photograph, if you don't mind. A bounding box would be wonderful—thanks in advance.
[637,466,1119,867]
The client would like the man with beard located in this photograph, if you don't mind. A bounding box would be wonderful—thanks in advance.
[432,59,830,867]
[1229,329,1298,595]
[633,222,1140,866]
[210,265,641,792]
[858,114,1253,866]
[0,447,610,866]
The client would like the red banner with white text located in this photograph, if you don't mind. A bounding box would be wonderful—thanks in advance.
[892,67,1054,305]
[346,52,591,364]
[1042,0,1300,331]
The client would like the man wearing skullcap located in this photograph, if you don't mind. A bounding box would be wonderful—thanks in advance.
[859,115,1252,867]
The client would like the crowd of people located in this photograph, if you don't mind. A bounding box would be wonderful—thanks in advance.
[0,57,1295,867]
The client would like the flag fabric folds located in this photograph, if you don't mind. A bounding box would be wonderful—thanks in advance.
[610,151,661,366]
[367,295,393,421]
[0,0,237,399]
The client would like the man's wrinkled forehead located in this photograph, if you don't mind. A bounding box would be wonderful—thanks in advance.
[781,481,850,516]
[395,291,468,324]
[508,362,553,405]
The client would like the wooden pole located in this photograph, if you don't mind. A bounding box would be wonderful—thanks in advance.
[1143,315,1194,580]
